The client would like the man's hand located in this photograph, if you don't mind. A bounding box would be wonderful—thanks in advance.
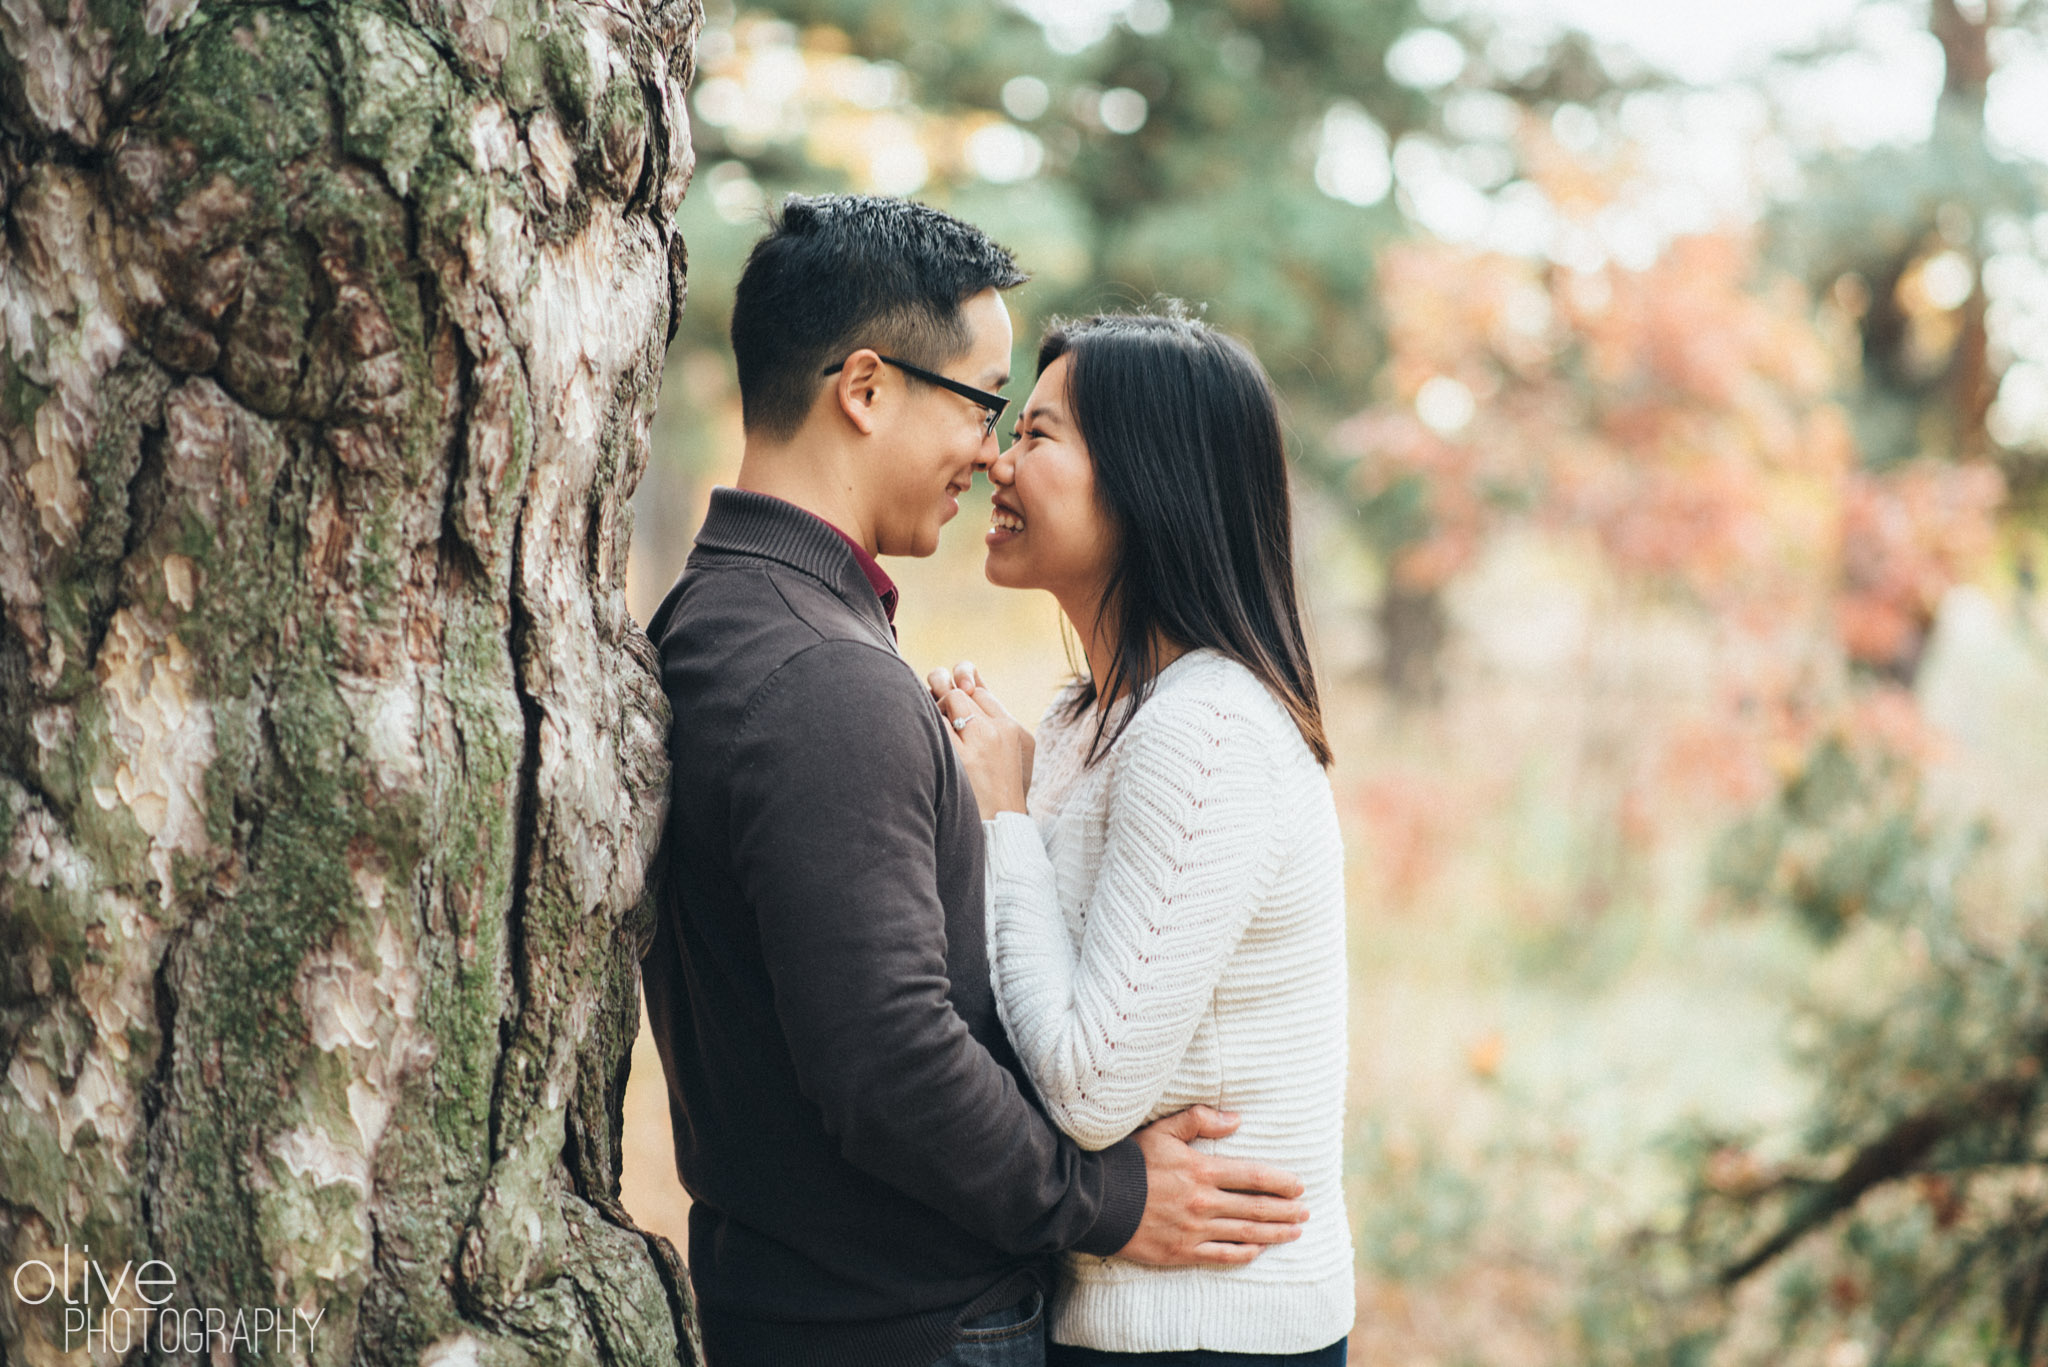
[1118,1106,1308,1266]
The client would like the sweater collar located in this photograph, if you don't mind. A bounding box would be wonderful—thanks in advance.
[816,519,899,623]
[691,487,896,638]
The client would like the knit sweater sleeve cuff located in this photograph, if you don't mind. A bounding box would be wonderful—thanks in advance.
[984,810,1051,887]
[1073,1135,1148,1257]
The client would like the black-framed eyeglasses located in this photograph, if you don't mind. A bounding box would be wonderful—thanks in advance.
[822,353,1009,438]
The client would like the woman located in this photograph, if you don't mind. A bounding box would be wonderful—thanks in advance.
[927,310,1353,1365]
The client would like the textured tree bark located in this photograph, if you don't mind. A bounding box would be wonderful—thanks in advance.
[0,0,702,1359]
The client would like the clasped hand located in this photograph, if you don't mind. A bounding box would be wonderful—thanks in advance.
[926,661,1034,820]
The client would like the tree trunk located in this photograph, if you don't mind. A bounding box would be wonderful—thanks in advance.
[1929,0,1997,467]
[1376,580,1448,706]
[0,0,702,1359]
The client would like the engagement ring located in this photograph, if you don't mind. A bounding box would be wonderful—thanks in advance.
[952,716,972,731]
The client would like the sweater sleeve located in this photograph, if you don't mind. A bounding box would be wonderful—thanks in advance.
[726,638,1145,1257]
[985,686,1282,1151]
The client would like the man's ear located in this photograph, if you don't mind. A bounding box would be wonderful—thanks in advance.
[832,349,887,436]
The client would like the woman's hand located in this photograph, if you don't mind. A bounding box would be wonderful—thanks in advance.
[926,661,1035,820]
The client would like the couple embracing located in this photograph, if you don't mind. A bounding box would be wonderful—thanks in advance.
[640,194,1353,1367]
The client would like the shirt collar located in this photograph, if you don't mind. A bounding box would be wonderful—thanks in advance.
[816,520,899,624]
[709,489,898,624]
[689,488,897,643]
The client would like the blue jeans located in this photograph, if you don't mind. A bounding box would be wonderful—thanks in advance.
[924,1291,1046,1367]
[1046,1338,1347,1367]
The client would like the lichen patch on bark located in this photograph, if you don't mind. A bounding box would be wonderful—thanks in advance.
[0,167,128,682]
[0,0,114,142]
[91,611,215,870]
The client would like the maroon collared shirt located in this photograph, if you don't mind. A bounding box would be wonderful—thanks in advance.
[744,492,899,624]
[820,521,900,624]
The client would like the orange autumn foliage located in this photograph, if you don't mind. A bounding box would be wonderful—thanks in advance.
[1338,232,1853,616]
[1343,231,2003,657]
[1337,226,2003,839]
[1837,459,2004,677]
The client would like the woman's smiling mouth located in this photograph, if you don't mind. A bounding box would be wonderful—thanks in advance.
[987,499,1025,545]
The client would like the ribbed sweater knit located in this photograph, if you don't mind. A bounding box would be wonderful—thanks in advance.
[983,649,1355,1354]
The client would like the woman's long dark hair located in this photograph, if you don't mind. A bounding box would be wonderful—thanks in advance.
[1045,307,1332,767]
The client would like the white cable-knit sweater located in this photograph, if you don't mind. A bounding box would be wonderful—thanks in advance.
[983,649,1354,1354]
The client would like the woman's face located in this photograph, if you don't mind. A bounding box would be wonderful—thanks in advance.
[982,354,1118,607]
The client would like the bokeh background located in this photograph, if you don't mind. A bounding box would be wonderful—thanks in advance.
[615,1,2048,1361]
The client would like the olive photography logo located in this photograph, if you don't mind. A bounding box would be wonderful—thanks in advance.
[11,1245,325,1356]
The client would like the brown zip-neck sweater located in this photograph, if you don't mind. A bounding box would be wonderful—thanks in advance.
[640,487,1146,1367]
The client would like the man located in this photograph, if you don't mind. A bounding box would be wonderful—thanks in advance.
[640,195,1309,1367]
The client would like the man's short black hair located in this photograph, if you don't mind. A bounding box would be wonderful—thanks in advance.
[730,194,1029,439]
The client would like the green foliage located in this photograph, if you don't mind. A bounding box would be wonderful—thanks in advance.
[665,0,1652,474]
[1711,737,1963,942]
[1766,108,2042,474]
[1760,3,2048,527]
[1351,1118,1488,1281]
[1593,731,2048,1364]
